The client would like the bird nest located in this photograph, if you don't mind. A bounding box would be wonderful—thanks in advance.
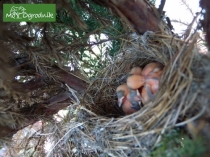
[39,31,209,157]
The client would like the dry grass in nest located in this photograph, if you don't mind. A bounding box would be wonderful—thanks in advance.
[40,31,210,157]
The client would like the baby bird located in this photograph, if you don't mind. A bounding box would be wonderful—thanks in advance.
[142,62,163,77]
[127,89,142,110]
[141,84,155,104]
[116,84,141,115]
[144,65,163,97]
[127,66,145,90]
[116,84,129,107]
[141,62,164,104]
[130,67,142,75]
[145,77,160,94]
[122,99,140,115]
[127,74,145,89]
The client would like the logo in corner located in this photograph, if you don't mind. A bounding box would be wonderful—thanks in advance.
[3,4,56,22]
[8,6,27,19]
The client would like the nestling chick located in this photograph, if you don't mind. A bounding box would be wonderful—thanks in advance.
[142,62,163,77]
[145,77,159,94]
[127,89,142,110]
[116,84,129,107]
[130,67,142,75]
[140,62,164,104]
[122,89,142,115]
[141,84,155,104]
[122,99,140,115]
[116,84,142,115]
[127,74,145,89]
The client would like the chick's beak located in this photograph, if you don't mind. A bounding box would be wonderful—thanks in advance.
[116,91,126,107]
[130,102,141,110]
[128,89,142,110]
[122,100,138,115]
[118,96,125,107]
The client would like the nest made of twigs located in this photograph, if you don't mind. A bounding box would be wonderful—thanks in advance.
[38,31,210,157]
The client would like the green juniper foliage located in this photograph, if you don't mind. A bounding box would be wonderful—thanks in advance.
[55,0,126,78]
[150,129,206,157]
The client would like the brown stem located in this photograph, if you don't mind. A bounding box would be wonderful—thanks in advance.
[54,66,88,93]
[0,92,72,138]
[0,66,89,139]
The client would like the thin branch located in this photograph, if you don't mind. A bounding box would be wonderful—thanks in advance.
[158,0,166,16]
[181,0,194,17]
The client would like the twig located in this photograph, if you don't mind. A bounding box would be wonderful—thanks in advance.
[46,123,84,157]
[175,105,206,127]
[158,0,166,16]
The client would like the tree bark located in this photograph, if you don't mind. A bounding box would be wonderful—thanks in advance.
[94,0,162,34]
[0,67,88,138]
[200,0,210,48]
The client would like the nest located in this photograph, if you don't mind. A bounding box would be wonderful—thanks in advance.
[0,1,209,157]
[37,31,210,157]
